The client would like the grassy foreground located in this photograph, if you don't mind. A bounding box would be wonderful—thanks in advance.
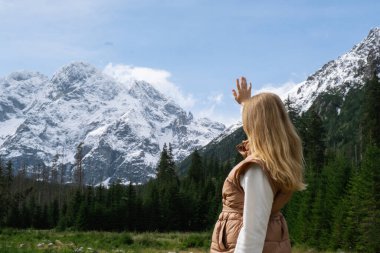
[0,229,336,253]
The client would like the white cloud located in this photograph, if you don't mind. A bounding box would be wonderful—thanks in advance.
[198,92,241,127]
[103,63,195,109]
[198,104,216,118]
[198,104,240,127]
[254,81,299,100]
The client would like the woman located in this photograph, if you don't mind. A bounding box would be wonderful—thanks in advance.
[210,77,305,253]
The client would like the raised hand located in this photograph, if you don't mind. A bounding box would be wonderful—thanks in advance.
[232,76,252,105]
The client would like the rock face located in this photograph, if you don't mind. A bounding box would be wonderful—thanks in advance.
[0,62,225,185]
[286,28,380,110]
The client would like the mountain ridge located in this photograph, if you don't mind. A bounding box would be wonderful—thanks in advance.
[0,62,225,185]
[285,27,380,110]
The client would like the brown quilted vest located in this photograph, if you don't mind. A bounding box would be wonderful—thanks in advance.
[210,140,293,253]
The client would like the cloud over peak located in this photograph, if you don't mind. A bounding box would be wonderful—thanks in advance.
[103,63,195,109]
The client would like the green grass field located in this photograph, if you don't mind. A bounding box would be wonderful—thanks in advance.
[0,229,339,253]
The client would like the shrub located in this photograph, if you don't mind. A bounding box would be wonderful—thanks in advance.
[134,234,162,247]
[181,234,210,248]
[119,232,134,245]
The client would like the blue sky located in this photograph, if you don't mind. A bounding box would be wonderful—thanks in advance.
[0,0,379,126]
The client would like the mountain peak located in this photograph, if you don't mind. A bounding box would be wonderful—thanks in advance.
[286,27,380,111]
[6,71,45,82]
[350,27,380,56]
[51,62,99,94]
[368,27,380,37]
[128,80,169,103]
[1,71,49,94]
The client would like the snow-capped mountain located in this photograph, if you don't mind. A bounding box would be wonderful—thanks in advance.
[0,62,225,185]
[207,121,243,146]
[286,27,380,110]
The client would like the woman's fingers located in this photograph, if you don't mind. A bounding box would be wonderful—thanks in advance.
[232,89,237,98]
[236,78,241,91]
[240,76,247,90]
[232,89,239,102]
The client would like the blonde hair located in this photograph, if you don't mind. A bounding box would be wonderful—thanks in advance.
[242,92,306,192]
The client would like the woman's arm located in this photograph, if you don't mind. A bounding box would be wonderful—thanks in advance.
[234,165,274,253]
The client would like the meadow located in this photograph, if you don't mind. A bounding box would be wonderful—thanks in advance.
[0,229,341,253]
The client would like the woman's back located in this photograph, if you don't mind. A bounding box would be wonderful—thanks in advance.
[210,152,292,253]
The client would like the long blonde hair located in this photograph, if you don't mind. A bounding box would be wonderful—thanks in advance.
[242,92,306,192]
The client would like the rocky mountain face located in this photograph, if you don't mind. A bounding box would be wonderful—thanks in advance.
[286,27,380,110]
[179,27,380,171]
[0,62,225,185]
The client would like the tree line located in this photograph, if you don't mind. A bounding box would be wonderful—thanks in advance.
[0,144,230,232]
[0,74,379,252]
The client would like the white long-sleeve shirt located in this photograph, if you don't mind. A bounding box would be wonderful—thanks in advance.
[234,164,274,253]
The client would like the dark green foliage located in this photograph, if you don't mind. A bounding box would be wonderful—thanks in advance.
[119,232,134,245]
[362,73,380,147]
[302,110,326,170]
[282,75,380,252]
[187,149,203,183]
[48,198,59,227]
[284,95,302,130]
[0,142,229,232]
[181,233,211,248]
[0,158,5,226]
[333,146,380,252]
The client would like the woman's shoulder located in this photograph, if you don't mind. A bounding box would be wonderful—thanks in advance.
[233,155,267,177]
[231,156,278,194]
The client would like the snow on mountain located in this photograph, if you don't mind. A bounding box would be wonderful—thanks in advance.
[208,121,243,146]
[285,27,380,110]
[0,62,225,185]
[0,71,53,145]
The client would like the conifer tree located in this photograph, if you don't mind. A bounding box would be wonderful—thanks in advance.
[51,153,59,183]
[362,73,380,147]
[356,146,380,252]
[142,180,160,230]
[75,201,89,230]
[154,143,180,230]
[20,201,31,228]
[125,183,137,230]
[187,149,203,184]
[66,189,82,228]
[57,201,68,230]
[330,197,348,249]
[284,95,302,129]
[0,158,4,225]
[1,160,14,225]
[74,142,84,188]
[303,110,326,171]
[41,204,49,228]
[338,146,379,252]
[7,200,20,228]
[48,198,59,227]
